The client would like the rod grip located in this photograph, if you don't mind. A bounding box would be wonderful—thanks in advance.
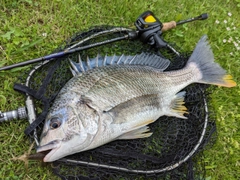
[162,21,177,32]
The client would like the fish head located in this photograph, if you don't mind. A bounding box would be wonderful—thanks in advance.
[37,99,100,162]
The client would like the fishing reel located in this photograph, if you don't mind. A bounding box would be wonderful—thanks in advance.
[135,11,164,47]
[135,11,208,55]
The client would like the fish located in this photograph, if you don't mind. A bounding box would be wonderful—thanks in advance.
[37,35,236,162]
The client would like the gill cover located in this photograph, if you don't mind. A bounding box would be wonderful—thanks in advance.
[38,98,100,162]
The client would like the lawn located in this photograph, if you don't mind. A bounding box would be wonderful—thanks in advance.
[0,0,239,179]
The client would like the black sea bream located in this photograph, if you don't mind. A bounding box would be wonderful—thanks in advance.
[37,35,236,162]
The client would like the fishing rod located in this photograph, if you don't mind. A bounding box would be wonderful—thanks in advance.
[0,28,135,71]
[0,11,208,123]
[0,11,208,72]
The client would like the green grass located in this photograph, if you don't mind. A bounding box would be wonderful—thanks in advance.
[0,0,239,179]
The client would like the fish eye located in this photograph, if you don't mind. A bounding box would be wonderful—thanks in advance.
[49,117,61,129]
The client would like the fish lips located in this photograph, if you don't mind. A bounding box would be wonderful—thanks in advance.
[37,139,61,162]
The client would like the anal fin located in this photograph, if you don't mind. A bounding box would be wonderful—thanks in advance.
[169,91,188,119]
[118,126,153,140]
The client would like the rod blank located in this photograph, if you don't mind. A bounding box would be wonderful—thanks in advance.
[176,13,208,25]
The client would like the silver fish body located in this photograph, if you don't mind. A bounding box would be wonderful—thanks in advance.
[37,35,236,162]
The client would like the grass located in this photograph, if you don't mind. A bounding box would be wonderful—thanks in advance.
[0,0,239,179]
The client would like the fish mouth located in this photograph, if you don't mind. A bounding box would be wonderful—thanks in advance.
[37,140,61,162]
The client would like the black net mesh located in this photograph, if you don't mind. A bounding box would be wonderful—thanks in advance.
[16,26,216,180]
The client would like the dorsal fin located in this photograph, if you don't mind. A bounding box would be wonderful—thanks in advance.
[102,55,107,66]
[117,54,124,64]
[69,52,170,76]
[95,54,99,68]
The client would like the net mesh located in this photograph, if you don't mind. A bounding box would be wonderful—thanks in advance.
[16,26,216,180]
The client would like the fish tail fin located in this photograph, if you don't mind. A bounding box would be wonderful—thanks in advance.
[187,35,236,87]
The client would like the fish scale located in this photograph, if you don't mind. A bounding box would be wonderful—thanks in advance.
[80,66,172,112]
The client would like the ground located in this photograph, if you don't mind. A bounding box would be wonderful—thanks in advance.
[0,0,239,179]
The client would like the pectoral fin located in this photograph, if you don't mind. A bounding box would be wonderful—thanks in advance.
[169,91,188,119]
